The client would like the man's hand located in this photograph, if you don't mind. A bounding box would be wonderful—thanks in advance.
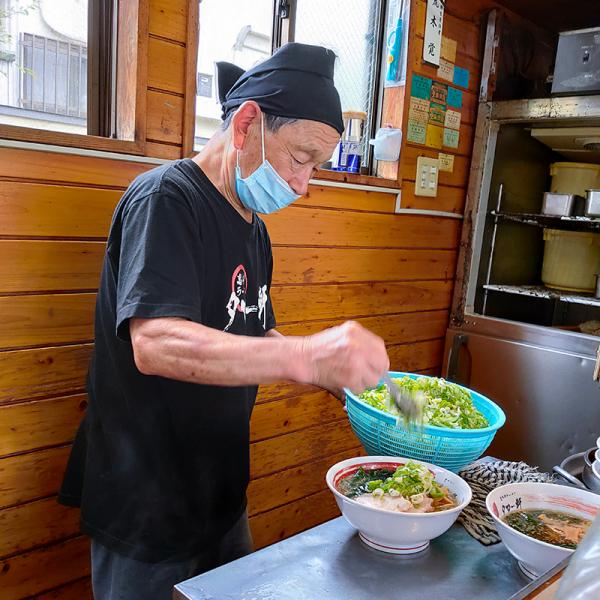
[295,321,389,395]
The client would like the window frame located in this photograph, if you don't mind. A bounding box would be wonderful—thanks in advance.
[0,0,149,155]
[272,0,390,182]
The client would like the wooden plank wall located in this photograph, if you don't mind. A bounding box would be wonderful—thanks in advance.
[0,0,481,597]
[399,0,483,216]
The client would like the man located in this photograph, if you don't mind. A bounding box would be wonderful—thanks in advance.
[59,43,389,599]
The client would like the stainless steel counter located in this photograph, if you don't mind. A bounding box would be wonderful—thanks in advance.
[174,517,531,600]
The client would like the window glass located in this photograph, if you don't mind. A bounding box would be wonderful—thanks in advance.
[195,0,274,150]
[0,0,89,134]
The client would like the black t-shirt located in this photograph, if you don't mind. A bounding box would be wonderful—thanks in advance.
[59,159,276,562]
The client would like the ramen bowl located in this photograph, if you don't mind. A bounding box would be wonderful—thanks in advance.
[487,482,600,579]
[326,456,472,554]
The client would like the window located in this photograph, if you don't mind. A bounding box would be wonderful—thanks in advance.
[0,1,90,134]
[194,0,274,149]
[0,0,147,153]
[288,0,383,169]
[21,33,88,119]
[194,0,388,175]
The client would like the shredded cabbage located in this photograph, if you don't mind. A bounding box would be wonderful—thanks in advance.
[359,376,488,429]
[366,461,445,507]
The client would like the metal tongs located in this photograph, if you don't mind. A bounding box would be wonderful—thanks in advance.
[382,373,424,426]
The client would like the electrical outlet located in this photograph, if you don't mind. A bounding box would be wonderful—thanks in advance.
[415,156,439,197]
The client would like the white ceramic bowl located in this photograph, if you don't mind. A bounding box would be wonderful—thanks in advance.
[487,482,600,579]
[326,456,472,554]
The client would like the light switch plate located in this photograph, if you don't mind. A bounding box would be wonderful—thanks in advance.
[415,156,439,197]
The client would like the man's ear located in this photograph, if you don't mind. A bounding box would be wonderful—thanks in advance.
[231,101,261,151]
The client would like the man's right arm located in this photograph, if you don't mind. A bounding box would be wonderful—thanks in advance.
[130,317,389,394]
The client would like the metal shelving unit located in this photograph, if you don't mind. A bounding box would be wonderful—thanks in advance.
[483,284,600,308]
[491,211,600,232]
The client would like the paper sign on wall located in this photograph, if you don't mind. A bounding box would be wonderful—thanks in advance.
[407,121,427,144]
[429,102,446,126]
[444,109,461,130]
[447,86,463,108]
[423,0,445,66]
[441,37,457,63]
[438,59,455,82]
[409,97,430,124]
[443,128,460,149]
[430,81,448,104]
[426,124,444,149]
[438,153,455,172]
[411,74,433,100]
[453,66,470,88]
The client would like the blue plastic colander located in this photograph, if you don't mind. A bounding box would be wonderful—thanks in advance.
[345,372,506,472]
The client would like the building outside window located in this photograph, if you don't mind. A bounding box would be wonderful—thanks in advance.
[0,0,88,134]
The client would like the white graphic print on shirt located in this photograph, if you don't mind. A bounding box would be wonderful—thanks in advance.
[224,264,269,332]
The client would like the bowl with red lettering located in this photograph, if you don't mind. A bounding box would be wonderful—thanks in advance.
[486,482,600,579]
[326,455,472,554]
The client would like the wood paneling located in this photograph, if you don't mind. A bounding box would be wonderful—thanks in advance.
[250,489,340,550]
[146,90,184,145]
[265,208,461,249]
[250,420,358,479]
[388,338,445,371]
[0,241,105,293]
[149,1,187,42]
[0,446,71,509]
[148,37,186,95]
[272,280,453,323]
[247,447,364,517]
[301,185,397,213]
[250,390,345,442]
[276,309,450,342]
[0,148,150,189]
[0,344,91,404]
[0,498,79,558]
[414,0,482,59]
[401,183,466,214]
[0,294,95,350]
[0,536,90,600]
[0,394,86,457]
[272,247,457,284]
[32,577,92,600]
[400,146,471,188]
[0,182,120,238]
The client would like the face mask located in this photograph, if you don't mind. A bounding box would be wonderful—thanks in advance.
[235,115,301,214]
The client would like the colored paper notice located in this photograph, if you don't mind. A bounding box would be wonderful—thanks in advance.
[447,86,463,108]
[453,66,470,88]
[429,102,446,126]
[441,37,457,63]
[409,97,430,124]
[438,59,455,82]
[412,74,433,100]
[438,153,455,172]
[443,127,460,149]
[407,120,427,145]
[430,81,448,104]
[426,124,444,149]
[423,0,445,66]
[445,109,462,130]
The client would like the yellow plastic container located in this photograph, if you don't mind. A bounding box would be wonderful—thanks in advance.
[542,229,600,292]
[550,162,600,198]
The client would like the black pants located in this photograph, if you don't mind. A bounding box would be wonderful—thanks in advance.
[91,510,253,600]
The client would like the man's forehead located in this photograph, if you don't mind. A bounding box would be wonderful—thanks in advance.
[279,120,340,149]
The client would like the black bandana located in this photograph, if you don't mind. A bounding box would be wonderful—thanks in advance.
[216,43,344,135]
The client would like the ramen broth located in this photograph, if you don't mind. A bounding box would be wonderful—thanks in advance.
[503,509,592,549]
